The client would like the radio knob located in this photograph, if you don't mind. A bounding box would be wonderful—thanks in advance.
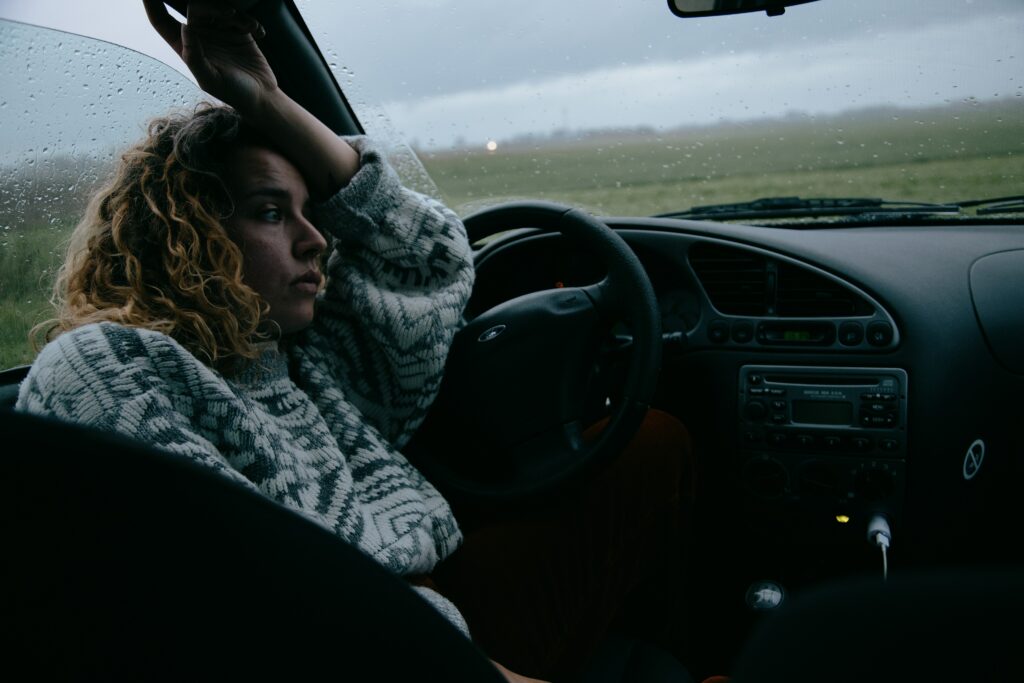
[745,400,768,421]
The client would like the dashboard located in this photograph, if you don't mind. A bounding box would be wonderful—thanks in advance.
[468,217,1024,576]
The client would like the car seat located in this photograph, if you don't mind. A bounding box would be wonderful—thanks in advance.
[0,409,693,682]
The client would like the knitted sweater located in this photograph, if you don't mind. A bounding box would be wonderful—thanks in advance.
[16,137,475,635]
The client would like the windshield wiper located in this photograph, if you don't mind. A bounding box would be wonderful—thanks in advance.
[955,195,1024,215]
[655,196,961,221]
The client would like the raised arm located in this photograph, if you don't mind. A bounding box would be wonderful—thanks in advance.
[143,0,358,197]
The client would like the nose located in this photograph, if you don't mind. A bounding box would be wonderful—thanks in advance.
[294,214,328,259]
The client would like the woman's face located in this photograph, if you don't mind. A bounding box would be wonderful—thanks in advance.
[223,145,327,336]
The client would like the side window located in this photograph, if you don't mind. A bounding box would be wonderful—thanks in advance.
[0,20,202,369]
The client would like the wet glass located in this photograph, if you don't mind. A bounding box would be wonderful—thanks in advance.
[299,0,1024,217]
[0,20,201,367]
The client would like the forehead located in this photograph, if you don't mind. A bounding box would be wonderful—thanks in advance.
[225,145,308,198]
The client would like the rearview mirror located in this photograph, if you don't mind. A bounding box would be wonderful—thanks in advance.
[668,0,819,18]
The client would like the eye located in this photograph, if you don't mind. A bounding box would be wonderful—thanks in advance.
[258,206,284,222]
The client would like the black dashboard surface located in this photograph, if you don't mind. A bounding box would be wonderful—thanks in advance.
[469,217,1024,568]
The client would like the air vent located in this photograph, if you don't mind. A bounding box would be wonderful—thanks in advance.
[688,242,769,315]
[776,263,874,316]
[689,242,874,318]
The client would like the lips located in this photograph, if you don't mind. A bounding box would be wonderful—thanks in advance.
[292,270,323,294]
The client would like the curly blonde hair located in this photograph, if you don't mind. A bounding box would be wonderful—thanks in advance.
[35,103,272,373]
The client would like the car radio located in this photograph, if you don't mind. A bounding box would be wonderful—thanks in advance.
[735,365,909,543]
[738,365,908,457]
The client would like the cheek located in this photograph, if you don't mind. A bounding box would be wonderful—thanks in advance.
[239,238,288,293]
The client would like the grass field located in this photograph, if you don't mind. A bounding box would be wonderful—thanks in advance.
[418,100,1024,216]
[1,100,1022,369]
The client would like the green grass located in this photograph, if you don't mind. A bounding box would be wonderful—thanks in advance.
[2,100,1022,370]
[418,100,1024,216]
[0,222,72,368]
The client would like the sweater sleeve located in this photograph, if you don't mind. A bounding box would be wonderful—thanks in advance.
[411,585,471,638]
[295,136,475,449]
[15,323,259,493]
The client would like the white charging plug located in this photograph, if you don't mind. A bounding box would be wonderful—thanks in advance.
[867,514,891,580]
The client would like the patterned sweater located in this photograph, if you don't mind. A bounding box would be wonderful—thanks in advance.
[16,137,475,635]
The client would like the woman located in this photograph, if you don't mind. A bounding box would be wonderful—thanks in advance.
[16,3,693,681]
[19,0,480,663]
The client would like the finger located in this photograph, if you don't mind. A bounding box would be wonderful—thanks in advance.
[234,13,266,39]
[186,0,238,27]
[179,21,208,70]
[142,0,183,53]
[186,1,263,39]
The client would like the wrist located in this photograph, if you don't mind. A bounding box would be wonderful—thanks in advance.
[235,86,290,125]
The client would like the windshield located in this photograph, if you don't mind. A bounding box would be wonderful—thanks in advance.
[299,0,1023,217]
[0,0,1021,368]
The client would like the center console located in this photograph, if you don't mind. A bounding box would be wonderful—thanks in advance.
[736,365,908,541]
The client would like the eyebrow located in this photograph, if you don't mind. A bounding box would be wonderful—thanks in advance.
[240,186,311,210]
[241,187,294,202]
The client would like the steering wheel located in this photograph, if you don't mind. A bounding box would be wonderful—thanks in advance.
[409,201,662,503]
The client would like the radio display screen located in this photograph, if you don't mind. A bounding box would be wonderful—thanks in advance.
[792,400,853,425]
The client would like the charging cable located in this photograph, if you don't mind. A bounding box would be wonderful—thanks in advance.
[867,514,891,581]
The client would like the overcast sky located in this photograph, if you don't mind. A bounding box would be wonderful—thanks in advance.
[1,0,1021,152]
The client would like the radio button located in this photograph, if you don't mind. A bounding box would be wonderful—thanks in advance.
[796,434,815,447]
[771,400,786,410]
[771,413,786,424]
[880,439,900,451]
[749,374,764,385]
[745,400,768,420]
[838,321,864,346]
[861,392,898,401]
[769,388,786,396]
[749,387,766,395]
[731,321,754,343]
[852,437,873,451]
[864,415,889,427]
[867,321,895,347]
[768,432,788,447]
[823,435,842,449]
[708,320,729,343]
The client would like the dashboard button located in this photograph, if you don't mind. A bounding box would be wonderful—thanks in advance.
[708,320,729,343]
[823,436,842,449]
[745,400,767,420]
[838,321,864,346]
[867,321,894,347]
[852,437,873,451]
[731,321,754,343]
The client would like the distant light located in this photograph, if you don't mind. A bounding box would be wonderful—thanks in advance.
[835,514,851,524]
[486,140,498,152]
